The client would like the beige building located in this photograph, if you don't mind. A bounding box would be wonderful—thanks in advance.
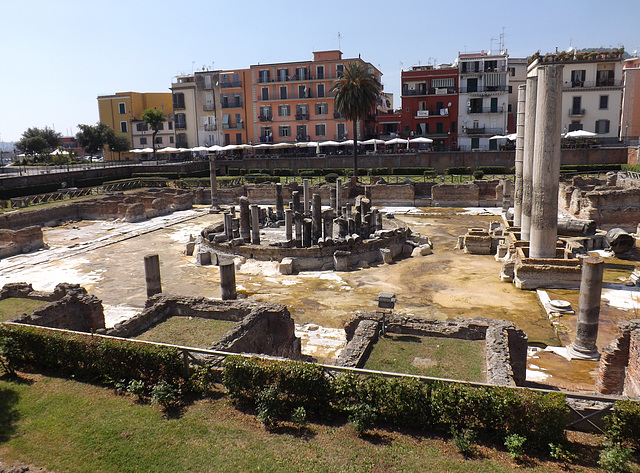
[97,91,174,161]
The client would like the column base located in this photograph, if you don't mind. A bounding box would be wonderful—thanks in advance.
[567,343,600,361]
[209,204,222,214]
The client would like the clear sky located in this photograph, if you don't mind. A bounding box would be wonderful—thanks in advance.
[1,0,638,143]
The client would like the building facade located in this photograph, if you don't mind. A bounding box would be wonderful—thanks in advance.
[400,65,458,151]
[457,51,510,151]
[249,50,382,144]
[620,57,640,144]
[97,91,174,160]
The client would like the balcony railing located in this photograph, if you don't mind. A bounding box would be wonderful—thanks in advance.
[296,134,310,141]
[221,101,243,109]
[223,123,243,130]
[204,124,216,131]
[467,106,504,114]
[459,85,508,93]
[333,112,344,119]
[564,79,622,89]
[415,109,450,118]
[463,126,504,136]
[203,104,215,111]
[173,104,186,110]
[175,123,187,130]
[460,65,507,74]
[259,114,273,122]
[220,81,242,88]
[295,113,309,120]
[568,108,586,117]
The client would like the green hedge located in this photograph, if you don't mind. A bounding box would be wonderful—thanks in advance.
[444,167,472,175]
[621,164,640,173]
[560,164,622,173]
[477,166,507,174]
[605,400,640,448]
[0,325,185,386]
[0,182,65,200]
[222,356,567,448]
[244,174,279,184]
[391,167,436,176]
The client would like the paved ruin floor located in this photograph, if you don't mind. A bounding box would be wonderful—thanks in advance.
[1,203,636,389]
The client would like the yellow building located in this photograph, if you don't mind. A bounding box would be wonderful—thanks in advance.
[97,92,173,161]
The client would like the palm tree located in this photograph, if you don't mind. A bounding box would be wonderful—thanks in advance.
[141,108,167,162]
[330,62,381,179]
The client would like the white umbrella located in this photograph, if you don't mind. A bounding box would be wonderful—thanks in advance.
[505,133,517,141]
[221,144,241,151]
[564,130,597,139]
[362,138,385,152]
[140,147,154,153]
[319,140,341,147]
[385,137,408,145]
[271,142,295,149]
[208,145,224,152]
[157,146,180,153]
[190,146,210,152]
[50,148,70,155]
[409,137,434,144]
[489,135,507,140]
[253,143,273,149]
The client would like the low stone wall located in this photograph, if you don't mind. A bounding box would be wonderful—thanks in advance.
[100,294,301,359]
[3,283,105,333]
[595,320,640,396]
[431,183,480,207]
[0,226,45,259]
[337,313,527,386]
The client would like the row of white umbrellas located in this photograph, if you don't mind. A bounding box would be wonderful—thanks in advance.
[129,137,434,154]
[489,130,598,141]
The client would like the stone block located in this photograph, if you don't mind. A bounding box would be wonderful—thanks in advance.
[196,251,212,265]
[380,248,393,264]
[411,244,433,257]
[279,257,295,275]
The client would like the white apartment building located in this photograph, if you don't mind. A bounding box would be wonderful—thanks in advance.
[457,51,510,150]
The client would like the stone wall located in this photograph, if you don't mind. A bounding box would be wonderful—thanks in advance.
[595,320,640,395]
[4,283,105,332]
[431,183,481,207]
[100,295,301,359]
[0,226,45,258]
[338,313,528,386]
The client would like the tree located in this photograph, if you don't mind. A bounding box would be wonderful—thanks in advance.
[107,134,130,161]
[76,123,115,159]
[330,62,381,179]
[16,126,61,155]
[141,108,166,161]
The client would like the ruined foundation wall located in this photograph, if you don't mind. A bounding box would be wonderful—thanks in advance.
[431,183,481,207]
[625,330,640,397]
[595,320,640,395]
[0,226,45,259]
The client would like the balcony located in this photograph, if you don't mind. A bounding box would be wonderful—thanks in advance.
[221,101,243,109]
[221,81,242,88]
[259,114,273,122]
[463,126,504,136]
[173,104,186,111]
[333,111,344,119]
[295,113,309,120]
[568,108,586,117]
[204,124,216,131]
[467,106,504,114]
[459,85,508,94]
[296,134,310,141]
[175,123,187,130]
[402,87,428,96]
[460,65,506,74]
[415,109,450,118]
[564,79,622,89]
[203,104,215,111]
[223,122,243,130]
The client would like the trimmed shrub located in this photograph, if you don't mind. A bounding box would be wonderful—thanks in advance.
[244,174,279,184]
[477,166,507,175]
[392,167,436,176]
[325,173,339,183]
[472,170,484,180]
[605,400,640,448]
[444,166,472,175]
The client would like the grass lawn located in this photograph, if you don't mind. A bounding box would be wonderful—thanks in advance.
[0,299,48,323]
[134,316,237,348]
[0,373,610,473]
[364,334,486,382]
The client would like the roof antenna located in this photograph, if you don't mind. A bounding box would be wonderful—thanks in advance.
[338,31,341,51]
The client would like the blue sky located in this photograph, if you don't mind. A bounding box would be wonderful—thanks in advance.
[1,0,638,142]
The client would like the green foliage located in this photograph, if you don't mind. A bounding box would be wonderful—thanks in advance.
[504,434,526,460]
[444,166,472,175]
[325,173,339,183]
[561,164,622,173]
[16,126,61,153]
[244,174,279,184]
[76,123,115,157]
[0,336,22,375]
[227,168,246,176]
[549,442,577,465]
[477,166,507,174]
[472,170,484,180]
[127,379,147,401]
[290,406,307,427]
[621,164,640,173]
[391,167,436,176]
[423,169,438,177]
[349,403,378,436]
[598,444,635,473]
[256,385,283,429]
[452,428,477,457]
[150,380,180,409]
[605,400,640,448]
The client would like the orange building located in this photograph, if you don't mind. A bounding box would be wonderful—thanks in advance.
[249,50,382,144]
[621,57,640,144]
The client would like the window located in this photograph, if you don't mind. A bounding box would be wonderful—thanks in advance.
[336,64,344,77]
[599,95,609,110]
[317,83,325,98]
[258,69,270,83]
[236,133,242,144]
[221,93,229,108]
[157,122,164,131]
[120,121,128,133]
[261,87,269,100]
[222,114,230,129]
[118,102,126,114]
[277,68,288,82]
[173,93,185,109]
[418,101,426,111]
[168,122,173,130]
[155,136,162,144]
[571,70,585,87]
[298,84,308,98]
[176,133,187,147]
[260,106,272,120]
[568,121,583,132]
[136,123,148,132]
[232,93,242,107]
[508,86,513,93]
[435,122,443,134]
[471,137,480,149]
[450,121,456,133]
[220,74,231,86]
[315,124,326,136]
[315,102,328,115]
[204,75,212,89]
[279,125,291,137]
[489,139,497,150]
[280,86,287,99]
[571,96,582,115]
[261,127,272,142]
[278,104,290,116]
[140,137,147,145]
[296,104,309,120]
[316,65,324,79]
[169,136,174,143]
[225,134,230,145]
[296,67,307,80]
[296,125,307,140]
[469,98,482,113]
[466,78,478,92]
[508,67,516,77]
[235,113,242,128]
[175,113,186,129]
[508,104,512,112]
[337,123,346,139]
[597,70,614,87]
[595,120,610,134]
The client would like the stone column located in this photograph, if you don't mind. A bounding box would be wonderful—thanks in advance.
[303,178,310,216]
[336,217,348,239]
[239,196,251,242]
[292,190,301,214]
[330,187,336,210]
[285,208,293,241]
[250,204,260,245]
[144,254,162,298]
[335,178,342,215]
[501,179,512,215]
[323,209,334,242]
[521,75,538,241]
[312,194,322,243]
[514,84,526,227]
[529,65,563,259]
[333,250,351,271]
[219,260,237,300]
[208,154,218,209]
[294,214,302,247]
[371,209,379,232]
[302,218,312,248]
[223,212,233,240]
[569,256,604,360]
[275,183,284,221]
